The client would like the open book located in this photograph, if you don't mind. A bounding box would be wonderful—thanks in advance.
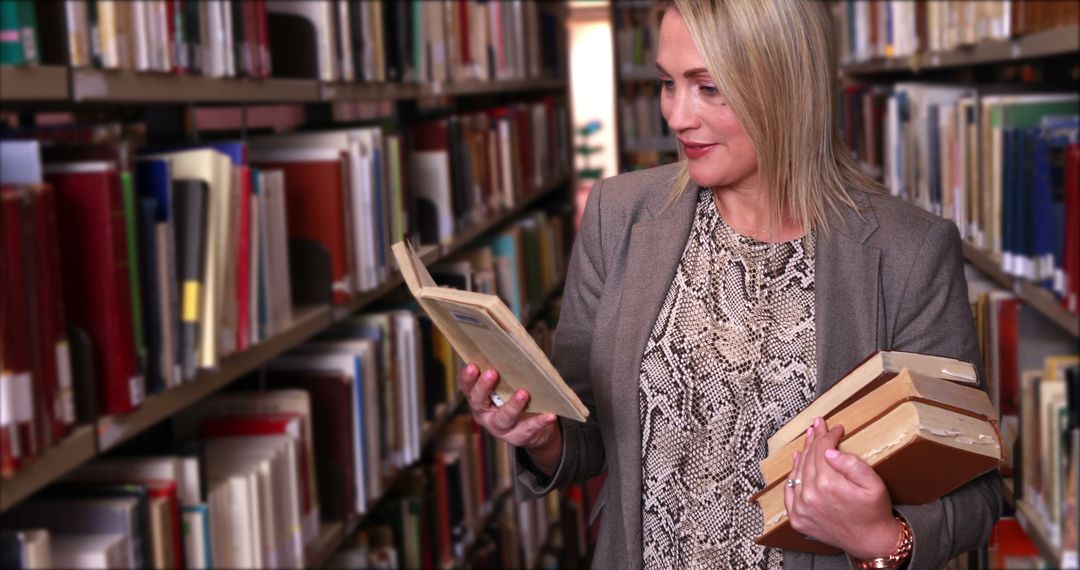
[392,241,589,422]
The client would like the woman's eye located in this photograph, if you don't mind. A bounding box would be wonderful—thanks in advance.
[657,79,675,92]
[699,84,719,96]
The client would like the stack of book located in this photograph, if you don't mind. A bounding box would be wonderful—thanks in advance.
[752,351,1003,553]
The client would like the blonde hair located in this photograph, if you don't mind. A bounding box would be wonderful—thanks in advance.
[657,0,882,236]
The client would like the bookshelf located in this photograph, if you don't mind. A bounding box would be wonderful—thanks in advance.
[1,3,577,568]
[0,67,568,105]
[0,176,570,505]
[841,25,1080,76]
[610,1,679,172]
[961,243,1080,338]
[833,3,1079,567]
[0,65,69,101]
[0,425,95,512]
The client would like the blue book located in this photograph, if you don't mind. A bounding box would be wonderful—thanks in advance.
[489,231,523,320]
[372,143,387,281]
[181,504,213,569]
[1032,133,1053,287]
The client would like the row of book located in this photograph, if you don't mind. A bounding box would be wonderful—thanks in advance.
[833,0,1080,65]
[0,266,570,569]
[0,95,569,477]
[2,1,567,85]
[839,84,1080,314]
[967,268,1079,562]
[618,88,669,150]
[613,3,656,76]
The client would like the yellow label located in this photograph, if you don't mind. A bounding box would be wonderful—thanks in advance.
[182,282,200,322]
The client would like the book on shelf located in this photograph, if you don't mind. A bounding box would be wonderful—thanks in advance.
[833,0,1080,66]
[393,239,587,423]
[753,351,1000,554]
[843,81,1080,315]
[0,529,51,570]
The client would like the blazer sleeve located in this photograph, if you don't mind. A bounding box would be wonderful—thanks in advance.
[514,178,608,497]
[887,217,1003,569]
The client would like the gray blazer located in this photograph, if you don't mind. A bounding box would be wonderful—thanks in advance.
[515,163,1002,569]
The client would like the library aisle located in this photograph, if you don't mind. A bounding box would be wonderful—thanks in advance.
[1,1,1077,569]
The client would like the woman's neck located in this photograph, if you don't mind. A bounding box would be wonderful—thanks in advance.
[711,185,805,242]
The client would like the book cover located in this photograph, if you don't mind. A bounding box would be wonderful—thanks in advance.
[393,240,588,422]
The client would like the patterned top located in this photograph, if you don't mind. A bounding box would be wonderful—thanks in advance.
[639,188,818,569]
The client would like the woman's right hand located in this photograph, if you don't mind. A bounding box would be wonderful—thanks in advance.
[460,363,563,475]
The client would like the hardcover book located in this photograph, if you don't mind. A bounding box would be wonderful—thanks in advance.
[392,240,587,422]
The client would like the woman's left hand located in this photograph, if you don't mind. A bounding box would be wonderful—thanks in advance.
[783,416,902,560]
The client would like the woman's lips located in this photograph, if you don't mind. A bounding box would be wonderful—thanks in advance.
[680,141,716,159]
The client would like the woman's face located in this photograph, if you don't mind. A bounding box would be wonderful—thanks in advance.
[657,7,759,191]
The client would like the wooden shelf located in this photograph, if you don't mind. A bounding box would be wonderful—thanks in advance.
[307,522,345,568]
[0,65,70,101]
[456,487,515,568]
[842,26,1080,76]
[322,78,567,102]
[96,305,332,451]
[0,425,96,512]
[1016,499,1063,568]
[961,242,1080,338]
[343,177,569,316]
[71,69,320,103]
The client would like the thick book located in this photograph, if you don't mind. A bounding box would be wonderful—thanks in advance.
[392,240,587,422]
[754,400,1003,554]
[754,367,998,494]
[766,350,979,455]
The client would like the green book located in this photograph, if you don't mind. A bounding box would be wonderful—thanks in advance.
[16,0,36,64]
[0,1,23,65]
[121,171,147,369]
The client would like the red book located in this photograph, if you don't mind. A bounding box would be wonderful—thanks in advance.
[254,0,271,78]
[432,450,452,568]
[235,166,251,351]
[143,479,185,570]
[251,150,353,304]
[458,1,470,67]
[265,370,357,521]
[166,0,182,74]
[241,0,260,77]
[200,412,312,521]
[997,297,1020,419]
[1064,144,1079,314]
[46,163,144,416]
[1,186,38,472]
[28,184,73,444]
[514,104,535,196]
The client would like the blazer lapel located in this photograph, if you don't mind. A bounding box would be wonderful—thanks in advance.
[814,193,883,395]
[608,185,699,560]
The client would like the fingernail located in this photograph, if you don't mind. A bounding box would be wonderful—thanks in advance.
[546,414,557,423]
[807,426,814,438]
[793,451,799,463]
[825,449,839,460]
[515,390,527,401]
[484,370,496,381]
[467,364,478,375]
[813,417,822,429]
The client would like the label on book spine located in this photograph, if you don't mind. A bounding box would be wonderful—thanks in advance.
[0,372,15,427]
[55,341,75,423]
[12,372,32,423]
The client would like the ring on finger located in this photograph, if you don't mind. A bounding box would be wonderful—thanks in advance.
[785,478,803,488]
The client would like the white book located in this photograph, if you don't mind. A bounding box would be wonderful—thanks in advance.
[178,390,319,546]
[410,151,455,245]
[51,534,129,570]
[207,472,256,569]
[207,436,301,569]
[0,140,42,185]
[180,505,211,570]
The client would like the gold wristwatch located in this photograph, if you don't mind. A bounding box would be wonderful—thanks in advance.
[853,514,913,569]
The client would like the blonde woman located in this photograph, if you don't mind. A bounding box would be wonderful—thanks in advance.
[460,0,1002,568]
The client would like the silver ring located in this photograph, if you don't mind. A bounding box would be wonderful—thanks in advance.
[785,478,803,487]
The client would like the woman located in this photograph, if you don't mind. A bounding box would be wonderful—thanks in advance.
[460,1,1002,568]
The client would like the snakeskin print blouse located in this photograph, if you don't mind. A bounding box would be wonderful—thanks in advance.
[639,188,818,569]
